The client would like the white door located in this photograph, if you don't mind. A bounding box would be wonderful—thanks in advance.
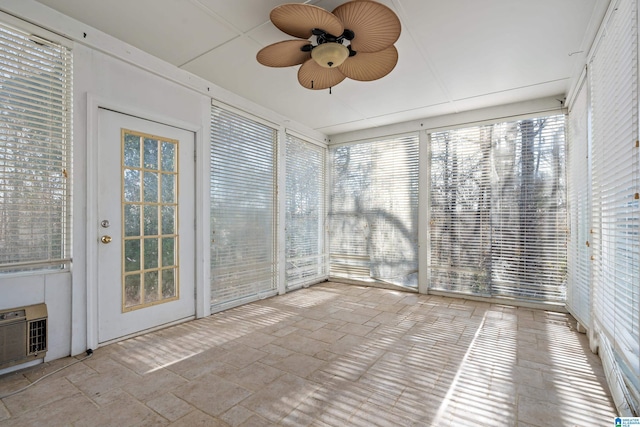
[97,108,195,343]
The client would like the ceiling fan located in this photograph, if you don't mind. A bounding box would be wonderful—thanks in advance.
[257,1,401,91]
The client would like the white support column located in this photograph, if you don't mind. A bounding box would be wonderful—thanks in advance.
[320,147,328,279]
[418,129,430,294]
[325,143,334,282]
[276,129,287,295]
[196,97,212,318]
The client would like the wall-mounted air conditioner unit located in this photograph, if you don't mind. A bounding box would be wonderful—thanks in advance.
[0,304,47,370]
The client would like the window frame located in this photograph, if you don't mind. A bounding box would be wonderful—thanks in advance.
[0,16,73,274]
[328,133,420,289]
[209,102,278,312]
[427,113,568,303]
[285,132,328,290]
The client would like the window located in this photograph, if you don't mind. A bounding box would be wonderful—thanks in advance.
[329,135,419,289]
[566,79,591,327]
[589,0,639,392]
[429,114,567,302]
[0,22,72,272]
[285,133,326,289]
[210,105,277,310]
[429,126,491,295]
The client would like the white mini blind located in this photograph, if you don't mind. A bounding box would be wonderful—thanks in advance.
[0,22,72,272]
[329,135,419,288]
[429,127,491,295]
[566,80,591,328]
[590,0,639,385]
[285,134,326,289]
[491,116,567,302]
[429,114,567,302]
[210,105,277,309]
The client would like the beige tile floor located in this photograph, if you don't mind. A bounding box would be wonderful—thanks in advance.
[0,282,617,426]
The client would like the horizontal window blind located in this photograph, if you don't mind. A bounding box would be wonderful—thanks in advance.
[429,114,567,302]
[429,127,491,295]
[590,0,639,388]
[0,22,72,272]
[285,134,326,289]
[491,116,567,301]
[329,135,419,288]
[210,106,276,308]
[566,80,591,327]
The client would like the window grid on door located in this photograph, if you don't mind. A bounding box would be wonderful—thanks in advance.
[121,129,180,312]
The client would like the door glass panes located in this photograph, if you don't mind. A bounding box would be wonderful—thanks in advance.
[163,269,176,298]
[144,138,159,169]
[124,169,141,202]
[122,129,179,311]
[162,174,175,203]
[162,206,175,234]
[144,172,158,202]
[124,275,141,306]
[124,205,140,236]
[162,141,175,171]
[144,271,159,303]
[144,206,159,235]
[124,240,140,272]
[144,239,159,269]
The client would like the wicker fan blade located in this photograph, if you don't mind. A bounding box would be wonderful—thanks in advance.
[338,45,398,81]
[332,1,401,53]
[298,59,346,90]
[271,4,344,39]
[257,40,312,67]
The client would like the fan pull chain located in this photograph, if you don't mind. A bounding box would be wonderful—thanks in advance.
[330,87,332,94]
[311,80,314,89]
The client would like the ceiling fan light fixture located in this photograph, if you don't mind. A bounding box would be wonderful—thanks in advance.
[311,42,349,68]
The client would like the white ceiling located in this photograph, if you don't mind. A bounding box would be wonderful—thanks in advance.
[34,0,609,135]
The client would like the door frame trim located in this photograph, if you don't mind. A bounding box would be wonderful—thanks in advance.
[83,94,209,350]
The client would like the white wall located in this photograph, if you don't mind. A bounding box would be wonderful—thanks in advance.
[0,0,566,366]
[0,272,72,365]
[0,1,326,365]
[0,28,211,363]
[72,44,211,355]
[328,96,566,143]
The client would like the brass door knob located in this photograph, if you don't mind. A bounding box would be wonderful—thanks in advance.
[100,235,112,244]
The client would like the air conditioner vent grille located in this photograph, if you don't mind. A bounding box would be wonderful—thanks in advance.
[28,318,47,355]
[0,303,47,369]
